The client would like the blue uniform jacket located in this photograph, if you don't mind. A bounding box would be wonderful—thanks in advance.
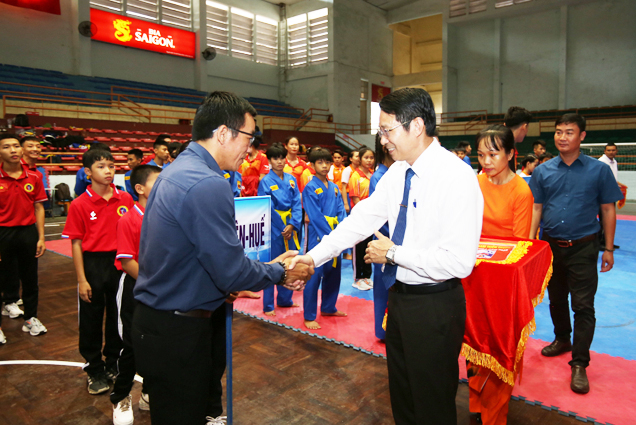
[303,177,347,251]
[223,170,242,198]
[124,169,139,201]
[134,142,284,312]
[74,168,90,197]
[258,171,302,237]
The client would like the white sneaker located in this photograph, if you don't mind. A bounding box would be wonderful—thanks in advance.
[206,416,227,425]
[22,317,47,336]
[113,394,134,425]
[352,280,371,291]
[2,303,24,318]
[16,299,23,306]
[363,278,373,289]
[0,329,6,345]
[138,392,149,411]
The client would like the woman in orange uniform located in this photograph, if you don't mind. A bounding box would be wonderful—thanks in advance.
[348,146,375,290]
[469,124,534,424]
[239,137,269,197]
[283,136,309,192]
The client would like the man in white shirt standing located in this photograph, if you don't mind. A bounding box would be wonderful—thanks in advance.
[290,88,484,424]
[598,142,623,250]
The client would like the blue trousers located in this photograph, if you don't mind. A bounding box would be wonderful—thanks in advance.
[303,256,341,321]
[263,235,294,312]
[373,263,388,340]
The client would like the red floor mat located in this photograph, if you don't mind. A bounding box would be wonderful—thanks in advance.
[46,239,72,258]
[235,291,636,425]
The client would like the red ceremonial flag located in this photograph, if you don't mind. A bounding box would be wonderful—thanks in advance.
[0,0,61,15]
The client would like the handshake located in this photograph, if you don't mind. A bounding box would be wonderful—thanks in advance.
[269,251,315,291]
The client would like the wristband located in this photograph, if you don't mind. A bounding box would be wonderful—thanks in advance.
[605,248,615,252]
[277,261,287,285]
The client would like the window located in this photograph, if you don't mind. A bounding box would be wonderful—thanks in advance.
[90,0,192,30]
[496,0,533,8]
[231,8,254,60]
[256,16,278,66]
[287,8,329,68]
[206,1,229,56]
[449,0,489,17]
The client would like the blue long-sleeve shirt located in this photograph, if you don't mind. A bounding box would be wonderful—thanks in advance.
[370,163,390,238]
[134,142,284,312]
[303,177,346,251]
[124,170,139,201]
[74,168,90,197]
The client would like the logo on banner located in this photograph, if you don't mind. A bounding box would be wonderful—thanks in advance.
[114,19,133,42]
[117,206,129,216]
[24,183,34,192]
[134,28,175,49]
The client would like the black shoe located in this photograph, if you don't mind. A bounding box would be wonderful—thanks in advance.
[570,366,590,394]
[87,374,109,395]
[105,366,119,383]
[541,339,572,357]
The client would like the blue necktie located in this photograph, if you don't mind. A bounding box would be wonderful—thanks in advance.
[383,168,414,289]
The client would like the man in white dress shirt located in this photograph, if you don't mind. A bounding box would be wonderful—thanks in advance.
[290,88,484,424]
[598,142,623,250]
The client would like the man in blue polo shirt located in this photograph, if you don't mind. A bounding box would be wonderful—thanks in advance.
[529,113,622,395]
[132,91,313,425]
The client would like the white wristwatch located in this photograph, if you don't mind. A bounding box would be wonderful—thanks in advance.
[386,245,398,266]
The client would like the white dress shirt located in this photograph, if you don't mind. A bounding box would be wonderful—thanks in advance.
[308,139,484,284]
[598,154,618,181]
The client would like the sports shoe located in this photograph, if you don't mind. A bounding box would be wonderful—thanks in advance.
[105,366,119,383]
[352,279,371,291]
[363,278,373,289]
[206,416,227,425]
[87,374,110,395]
[113,394,134,425]
[16,298,23,306]
[138,392,150,411]
[0,329,6,345]
[2,303,24,319]
[22,317,47,336]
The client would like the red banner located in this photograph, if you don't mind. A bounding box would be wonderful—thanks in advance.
[371,84,391,103]
[90,8,195,59]
[0,0,61,15]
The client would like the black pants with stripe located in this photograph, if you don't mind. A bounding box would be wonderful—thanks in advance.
[79,251,123,376]
[0,225,40,327]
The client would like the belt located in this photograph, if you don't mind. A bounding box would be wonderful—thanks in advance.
[173,309,212,318]
[324,215,339,267]
[544,233,597,248]
[389,278,460,295]
[275,209,301,251]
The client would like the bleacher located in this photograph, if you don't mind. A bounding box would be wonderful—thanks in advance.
[0,63,303,119]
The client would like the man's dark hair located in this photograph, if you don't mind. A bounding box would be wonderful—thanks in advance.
[476,124,515,154]
[521,154,539,168]
[130,164,162,197]
[504,106,532,129]
[332,149,344,157]
[379,88,436,137]
[83,147,114,168]
[19,136,40,145]
[0,134,19,144]
[179,141,191,154]
[308,147,333,164]
[453,147,466,154]
[168,142,182,159]
[153,136,170,150]
[539,152,554,161]
[456,141,471,150]
[192,91,257,142]
[265,142,287,160]
[89,142,111,152]
[128,148,143,161]
[532,139,546,148]
[605,142,617,150]
[156,134,171,143]
[555,113,586,132]
[374,133,386,166]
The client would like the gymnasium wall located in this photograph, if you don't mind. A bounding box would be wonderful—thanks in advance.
[444,0,636,114]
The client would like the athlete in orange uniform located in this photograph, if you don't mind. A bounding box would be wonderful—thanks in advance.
[470,124,534,425]
[239,138,269,197]
[328,149,345,187]
[283,136,309,192]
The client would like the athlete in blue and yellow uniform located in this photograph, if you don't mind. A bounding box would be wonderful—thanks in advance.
[302,148,347,329]
[258,143,301,315]
[223,170,242,198]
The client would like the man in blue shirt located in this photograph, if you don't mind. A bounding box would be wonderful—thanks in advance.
[456,141,473,167]
[132,91,312,425]
[529,113,623,395]
[146,134,171,169]
[124,148,143,201]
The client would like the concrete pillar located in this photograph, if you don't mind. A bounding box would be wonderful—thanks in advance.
[193,0,208,92]
[70,0,92,76]
[558,5,568,110]
[492,18,502,114]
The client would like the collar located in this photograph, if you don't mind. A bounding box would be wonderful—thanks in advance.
[0,162,29,180]
[555,152,585,167]
[20,158,37,170]
[601,154,616,164]
[85,184,122,203]
[133,203,145,216]
[188,142,223,176]
[409,138,441,177]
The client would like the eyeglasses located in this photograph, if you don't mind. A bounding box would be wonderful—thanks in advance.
[377,120,412,138]
[228,128,256,143]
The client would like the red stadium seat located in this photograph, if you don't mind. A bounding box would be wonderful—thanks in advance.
[133,130,147,135]
[53,126,69,132]
[113,155,127,161]
[120,130,133,135]
[148,131,160,136]
[43,165,63,172]
[112,137,126,143]
[103,129,117,134]
[95,137,110,142]
[64,166,81,172]
[88,128,101,133]
[120,146,133,152]
[127,138,141,143]
[142,138,154,144]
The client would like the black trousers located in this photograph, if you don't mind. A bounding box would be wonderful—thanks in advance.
[353,235,373,280]
[111,272,145,405]
[0,225,40,326]
[543,235,600,367]
[132,302,228,425]
[386,283,466,425]
[79,251,123,376]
